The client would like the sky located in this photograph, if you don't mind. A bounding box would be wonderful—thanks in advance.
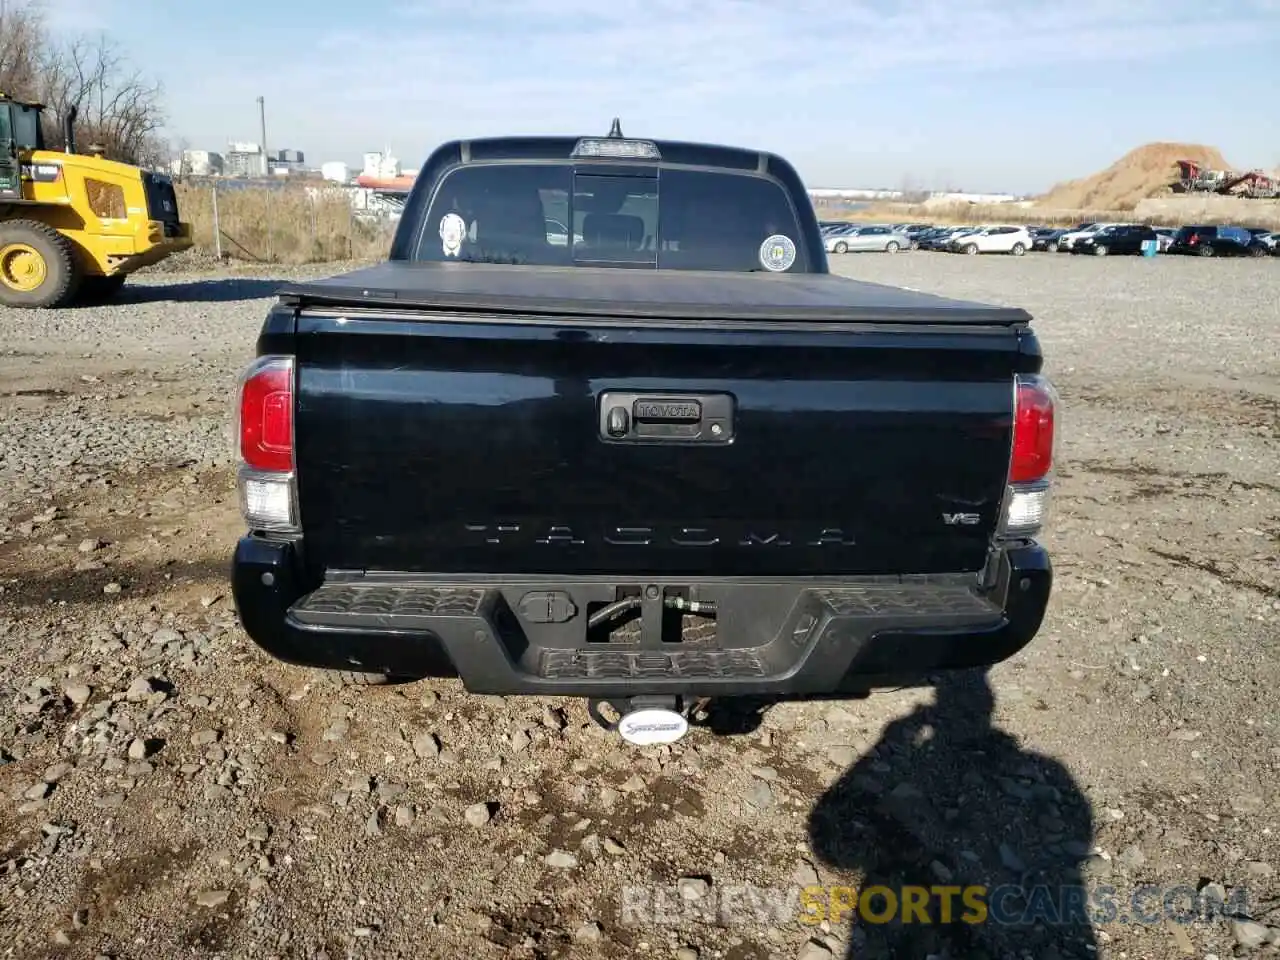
[38,0,1280,193]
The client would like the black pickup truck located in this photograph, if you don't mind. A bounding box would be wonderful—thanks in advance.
[230,124,1057,743]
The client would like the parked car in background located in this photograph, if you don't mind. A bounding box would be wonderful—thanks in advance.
[949,225,1032,256]
[825,224,909,254]
[823,224,859,252]
[1167,225,1218,255]
[913,227,951,250]
[900,224,934,248]
[1056,222,1115,252]
[913,227,945,250]
[922,226,978,251]
[1243,228,1276,257]
[1167,224,1262,257]
[1071,224,1159,256]
[1030,227,1067,251]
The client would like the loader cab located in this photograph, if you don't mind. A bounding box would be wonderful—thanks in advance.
[0,93,48,200]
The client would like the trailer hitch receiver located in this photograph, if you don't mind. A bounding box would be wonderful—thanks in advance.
[588,696,690,745]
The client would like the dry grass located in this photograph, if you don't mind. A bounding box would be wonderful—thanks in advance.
[174,182,396,264]
[823,202,1120,227]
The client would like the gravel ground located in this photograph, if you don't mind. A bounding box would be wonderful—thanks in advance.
[1,251,1278,960]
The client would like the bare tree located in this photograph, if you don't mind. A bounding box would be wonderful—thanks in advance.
[131,132,171,171]
[0,0,45,97]
[0,1,167,166]
[39,33,166,165]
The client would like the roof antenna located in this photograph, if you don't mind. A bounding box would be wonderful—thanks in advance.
[607,117,623,138]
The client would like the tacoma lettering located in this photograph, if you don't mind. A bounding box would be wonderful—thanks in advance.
[670,527,719,547]
[463,524,855,547]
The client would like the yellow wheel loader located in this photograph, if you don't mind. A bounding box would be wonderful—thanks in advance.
[0,92,193,308]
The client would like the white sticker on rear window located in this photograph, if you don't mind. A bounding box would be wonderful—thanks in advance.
[440,213,466,257]
[759,234,796,272]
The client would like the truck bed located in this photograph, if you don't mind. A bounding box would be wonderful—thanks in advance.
[275,260,1031,326]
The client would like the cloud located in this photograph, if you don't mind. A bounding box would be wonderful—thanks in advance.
[326,0,1280,109]
[161,0,1280,185]
[32,0,120,34]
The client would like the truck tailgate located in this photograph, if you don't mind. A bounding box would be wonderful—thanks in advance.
[291,312,1028,578]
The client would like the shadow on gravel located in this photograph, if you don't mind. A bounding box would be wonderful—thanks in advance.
[688,692,872,736]
[807,668,1097,959]
[119,278,285,303]
[2,556,227,607]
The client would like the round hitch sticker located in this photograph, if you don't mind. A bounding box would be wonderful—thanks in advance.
[759,234,796,272]
[439,213,466,257]
[617,708,690,746]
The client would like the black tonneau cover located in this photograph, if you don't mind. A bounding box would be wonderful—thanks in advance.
[276,261,1031,325]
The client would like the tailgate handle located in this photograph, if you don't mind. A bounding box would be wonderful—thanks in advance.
[599,391,734,444]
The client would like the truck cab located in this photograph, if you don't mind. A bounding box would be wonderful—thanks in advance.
[0,94,48,200]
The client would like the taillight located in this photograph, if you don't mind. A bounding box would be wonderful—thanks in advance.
[235,355,299,533]
[239,357,293,471]
[1010,378,1054,482]
[1000,374,1057,539]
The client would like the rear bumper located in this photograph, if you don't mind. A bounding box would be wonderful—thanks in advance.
[230,538,1052,697]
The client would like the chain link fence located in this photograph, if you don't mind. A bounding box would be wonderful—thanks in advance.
[173,180,399,264]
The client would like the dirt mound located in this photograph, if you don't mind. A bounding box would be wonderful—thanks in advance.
[1037,143,1233,211]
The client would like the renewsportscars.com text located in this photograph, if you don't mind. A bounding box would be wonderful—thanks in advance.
[619,882,1253,928]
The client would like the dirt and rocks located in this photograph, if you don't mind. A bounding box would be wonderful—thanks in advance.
[0,253,1277,960]
[1035,142,1234,212]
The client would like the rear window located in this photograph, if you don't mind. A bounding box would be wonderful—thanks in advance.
[412,162,809,272]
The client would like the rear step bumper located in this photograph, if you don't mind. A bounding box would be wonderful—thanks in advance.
[230,537,1051,696]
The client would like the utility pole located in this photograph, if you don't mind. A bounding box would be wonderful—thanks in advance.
[257,95,268,178]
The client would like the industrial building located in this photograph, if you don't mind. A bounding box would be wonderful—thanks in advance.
[224,142,267,178]
[269,149,306,176]
[320,161,350,183]
[177,149,224,177]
